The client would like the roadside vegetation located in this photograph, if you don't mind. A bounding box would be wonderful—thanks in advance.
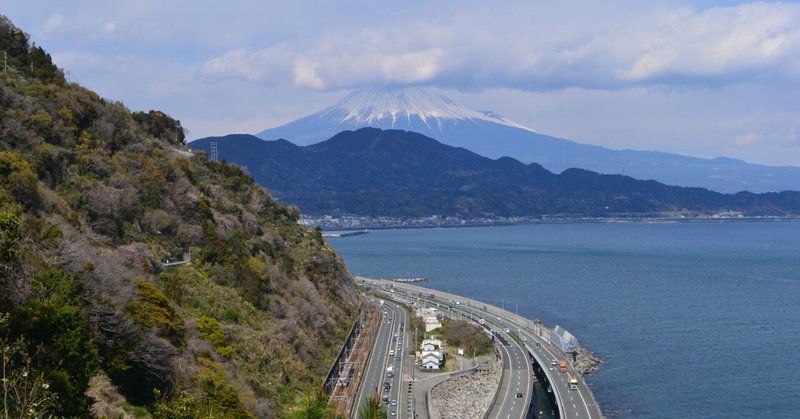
[439,319,494,357]
[356,395,388,419]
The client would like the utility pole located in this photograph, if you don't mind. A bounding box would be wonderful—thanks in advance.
[3,51,6,74]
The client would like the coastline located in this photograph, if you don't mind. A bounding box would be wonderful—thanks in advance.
[358,276,603,377]
[310,214,800,232]
[361,277,605,418]
[574,343,602,376]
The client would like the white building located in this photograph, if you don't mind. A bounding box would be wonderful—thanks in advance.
[421,351,442,369]
[416,307,442,332]
[421,338,442,351]
[420,338,444,369]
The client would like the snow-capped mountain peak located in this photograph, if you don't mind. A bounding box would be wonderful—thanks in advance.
[318,87,534,132]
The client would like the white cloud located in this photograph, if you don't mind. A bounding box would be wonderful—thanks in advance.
[735,133,761,145]
[616,4,800,82]
[199,45,294,84]
[380,49,442,84]
[6,1,799,166]
[293,58,325,89]
[198,2,800,92]
[42,11,64,34]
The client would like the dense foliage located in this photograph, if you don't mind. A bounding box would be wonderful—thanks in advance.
[0,16,358,418]
[439,319,494,357]
[190,130,800,218]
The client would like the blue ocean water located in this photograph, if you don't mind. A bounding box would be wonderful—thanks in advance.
[327,222,800,418]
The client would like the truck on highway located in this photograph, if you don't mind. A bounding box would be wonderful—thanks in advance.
[568,376,578,390]
[379,299,384,306]
[559,361,568,373]
[428,292,435,298]
[386,365,394,378]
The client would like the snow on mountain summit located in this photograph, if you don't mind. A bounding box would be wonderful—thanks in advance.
[318,88,534,132]
[252,87,800,194]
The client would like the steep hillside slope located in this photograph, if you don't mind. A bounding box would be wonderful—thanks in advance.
[0,16,357,418]
[255,88,800,194]
[192,129,800,218]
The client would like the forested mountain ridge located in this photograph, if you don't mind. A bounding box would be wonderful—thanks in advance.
[192,128,800,218]
[0,15,357,418]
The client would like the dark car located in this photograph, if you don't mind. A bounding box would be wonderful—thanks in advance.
[516,393,523,398]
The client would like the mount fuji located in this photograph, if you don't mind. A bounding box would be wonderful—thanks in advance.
[255,88,800,193]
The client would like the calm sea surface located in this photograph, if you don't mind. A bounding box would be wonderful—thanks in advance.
[328,221,800,418]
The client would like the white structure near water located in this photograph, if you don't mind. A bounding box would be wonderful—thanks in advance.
[416,307,442,332]
[420,337,444,370]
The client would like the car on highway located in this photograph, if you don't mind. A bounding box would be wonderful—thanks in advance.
[516,393,523,398]
[383,382,391,392]
[391,400,397,406]
[389,350,394,356]
[395,355,401,362]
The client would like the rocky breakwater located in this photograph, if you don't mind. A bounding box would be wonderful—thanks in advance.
[430,356,501,419]
[573,343,602,376]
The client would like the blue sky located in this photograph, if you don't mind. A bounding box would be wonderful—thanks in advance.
[4,1,799,166]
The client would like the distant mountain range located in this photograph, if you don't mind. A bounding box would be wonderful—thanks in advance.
[191,128,800,218]
[254,88,800,194]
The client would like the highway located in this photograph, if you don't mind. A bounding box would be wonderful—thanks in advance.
[353,299,410,418]
[363,278,603,419]
[368,284,533,419]
[430,294,533,419]
[484,328,533,419]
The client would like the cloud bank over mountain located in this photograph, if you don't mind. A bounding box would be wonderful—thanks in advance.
[5,1,799,166]
[200,2,800,91]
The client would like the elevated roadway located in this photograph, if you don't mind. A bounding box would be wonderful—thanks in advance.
[362,278,603,419]
[365,283,532,419]
[485,329,533,419]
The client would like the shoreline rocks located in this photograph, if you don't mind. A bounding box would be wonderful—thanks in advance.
[573,343,602,376]
[430,356,501,419]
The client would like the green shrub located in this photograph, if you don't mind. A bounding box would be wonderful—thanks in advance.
[197,315,233,358]
[0,150,40,207]
[221,308,240,324]
[127,280,184,346]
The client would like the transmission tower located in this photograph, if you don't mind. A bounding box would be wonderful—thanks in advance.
[210,141,218,161]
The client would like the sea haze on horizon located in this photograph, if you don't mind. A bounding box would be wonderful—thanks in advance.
[328,221,800,418]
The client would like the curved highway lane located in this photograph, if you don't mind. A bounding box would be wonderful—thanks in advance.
[364,278,603,419]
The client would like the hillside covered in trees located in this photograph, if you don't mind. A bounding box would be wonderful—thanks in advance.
[0,15,359,418]
[192,129,800,218]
